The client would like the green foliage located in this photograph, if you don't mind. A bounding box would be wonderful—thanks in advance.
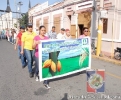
[18,12,28,28]
[14,23,17,28]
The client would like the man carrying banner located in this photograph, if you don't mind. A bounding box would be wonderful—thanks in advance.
[79,27,89,38]
[33,25,50,89]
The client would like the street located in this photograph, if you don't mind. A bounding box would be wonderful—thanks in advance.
[0,40,121,100]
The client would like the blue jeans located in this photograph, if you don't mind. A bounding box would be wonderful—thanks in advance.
[14,39,16,44]
[35,56,39,76]
[10,36,12,42]
[18,46,21,59]
[1,34,5,39]
[24,49,35,73]
[43,80,49,85]
[18,45,27,67]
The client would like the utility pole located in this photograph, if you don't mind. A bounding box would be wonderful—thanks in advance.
[14,0,17,19]
[90,0,96,40]
[96,0,104,56]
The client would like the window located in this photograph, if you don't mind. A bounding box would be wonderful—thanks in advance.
[103,18,108,34]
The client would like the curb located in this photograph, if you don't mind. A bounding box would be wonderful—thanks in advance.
[92,55,121,66]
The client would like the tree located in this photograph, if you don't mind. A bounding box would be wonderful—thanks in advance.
[18,12,28,28]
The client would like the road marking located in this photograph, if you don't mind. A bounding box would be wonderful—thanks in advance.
[92,67,121,80]
[92,55,121,66]
[106,72,121,80]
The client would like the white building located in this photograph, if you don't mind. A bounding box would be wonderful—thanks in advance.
[28,1,49,23]
[0,12,18,30]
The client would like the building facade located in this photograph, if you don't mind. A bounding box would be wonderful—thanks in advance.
[29,0,121,56]
[0,12,18,30]
[31,0,93,38]
[92,0,121,56]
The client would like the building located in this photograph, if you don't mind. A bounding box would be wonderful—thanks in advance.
[0,12,18,30]
[29,0,121,56]
[30,0,93,37]
[92,0,120,56]
[28,1,49,28]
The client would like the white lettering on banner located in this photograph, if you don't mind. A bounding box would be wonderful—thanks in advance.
[82,38,88,45]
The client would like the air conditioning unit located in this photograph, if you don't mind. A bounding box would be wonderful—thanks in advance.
[100,10,108,18]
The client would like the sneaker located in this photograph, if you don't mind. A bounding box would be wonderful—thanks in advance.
[22,66,25,69]
[44,84,51,89]
[29,73,33,78]
[35,76,39,81]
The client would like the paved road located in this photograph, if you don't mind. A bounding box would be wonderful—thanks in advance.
[0,40,121,100]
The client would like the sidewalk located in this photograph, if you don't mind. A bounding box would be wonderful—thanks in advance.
[92,55,121,66]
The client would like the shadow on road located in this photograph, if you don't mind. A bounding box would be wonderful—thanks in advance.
[49,70,86,83]
[61,93,68,100]
[34,87,49,96]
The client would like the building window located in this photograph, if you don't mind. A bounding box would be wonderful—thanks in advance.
[103,18,108,34]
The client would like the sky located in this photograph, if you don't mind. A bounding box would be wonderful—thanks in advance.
[0,0,62,17]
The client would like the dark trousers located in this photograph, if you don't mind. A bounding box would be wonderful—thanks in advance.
[35,56,48,85]
[35,56,39,76]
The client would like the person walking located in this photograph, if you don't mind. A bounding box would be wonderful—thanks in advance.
[21,23,37,78]
[32,25,50,89]
[11,29,14,44]
[6,29,10,41]
[2,29,6,39]
[13,30,17,44]
[46,26,57,39]
[14,26,27,68]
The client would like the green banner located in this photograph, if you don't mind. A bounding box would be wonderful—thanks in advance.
[39,37,91,81]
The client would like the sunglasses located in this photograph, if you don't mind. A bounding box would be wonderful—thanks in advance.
[28,26,33,28]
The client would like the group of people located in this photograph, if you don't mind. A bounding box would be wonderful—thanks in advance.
[0,28,18,44]
[13,23,89,89]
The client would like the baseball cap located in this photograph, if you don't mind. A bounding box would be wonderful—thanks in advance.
[52,26,55,28]
[20,26,25,29]
[61,28,65,31]
[27,23,33,27]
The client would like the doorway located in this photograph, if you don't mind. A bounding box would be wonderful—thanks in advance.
[78,24,84,36]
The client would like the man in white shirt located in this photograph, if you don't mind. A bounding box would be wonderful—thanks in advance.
[57,28,66,39]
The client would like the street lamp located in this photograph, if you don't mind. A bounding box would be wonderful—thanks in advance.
[17,1,23,19]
